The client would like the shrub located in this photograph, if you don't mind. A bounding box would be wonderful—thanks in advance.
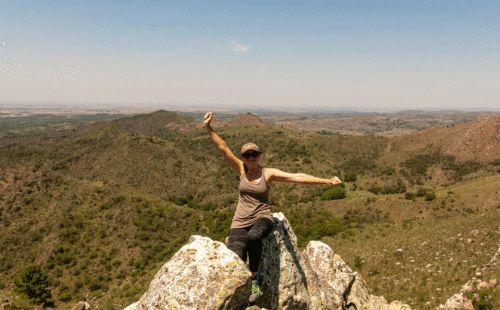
[89,249,98,259]
[24,197,34,204]
[344,172,358,182]
[320,187,347,201]
[425,192,436,201]
[58,291,71,302]
[342,158,377,174]
[112,195,126,204]
[88,280,102,292]
[368,179,406,195]
[54,268,63,277]
[405,192,416,200]
[353,256,363,269]
[13,264,52,305]
[416,188,427,197]
[0,256,14,274]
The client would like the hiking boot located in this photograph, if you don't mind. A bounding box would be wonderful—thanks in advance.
[249,277,261,304]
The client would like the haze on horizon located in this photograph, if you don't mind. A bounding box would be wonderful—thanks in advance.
[1,0,499,111]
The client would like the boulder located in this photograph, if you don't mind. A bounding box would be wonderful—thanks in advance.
[71,301,91,310]
[124,212,411,310]
[254,212,311,309]
[124,235,251,310]
[300,240,355,309]
[441,292,474,310]
[345,272,411,310]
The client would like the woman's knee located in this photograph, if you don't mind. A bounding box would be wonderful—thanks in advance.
[248,218,274,241]
[227,241,246,259]
[228,229,248,259]
[247,230,262,241]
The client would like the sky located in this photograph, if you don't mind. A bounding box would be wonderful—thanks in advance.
[0,0,499,111]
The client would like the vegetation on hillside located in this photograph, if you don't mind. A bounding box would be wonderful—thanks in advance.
[1,112,500,310]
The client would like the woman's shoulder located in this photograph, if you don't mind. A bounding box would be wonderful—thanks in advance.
[262,167,275,183]
[263,167,278,175]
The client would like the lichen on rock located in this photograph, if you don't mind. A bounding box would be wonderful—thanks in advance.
[124,235,251,310]
[124,212,412,310]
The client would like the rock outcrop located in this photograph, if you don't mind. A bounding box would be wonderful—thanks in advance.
[124,235,251,310]
[71,301,91,310]
[124,213,411,310]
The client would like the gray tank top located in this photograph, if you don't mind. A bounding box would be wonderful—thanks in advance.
[230,168,274,229]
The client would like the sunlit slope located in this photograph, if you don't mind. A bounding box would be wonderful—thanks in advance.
[113,109,197,137]
[327,174,500,309]
[389,117,500,163]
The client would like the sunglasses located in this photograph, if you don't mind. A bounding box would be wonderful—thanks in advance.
[242,151,260,159]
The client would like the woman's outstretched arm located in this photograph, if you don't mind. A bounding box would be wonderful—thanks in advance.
[265,168,342,186]
[204,112,243,175]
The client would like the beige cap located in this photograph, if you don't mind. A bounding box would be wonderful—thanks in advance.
[241,142,260,155]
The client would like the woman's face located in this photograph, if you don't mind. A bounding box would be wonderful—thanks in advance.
[241,151,261,168]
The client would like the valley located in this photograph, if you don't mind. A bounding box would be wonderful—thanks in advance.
[0,109,499,310]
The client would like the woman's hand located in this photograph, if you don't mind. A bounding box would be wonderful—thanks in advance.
[204,112,213,127]
[328,176,342,186]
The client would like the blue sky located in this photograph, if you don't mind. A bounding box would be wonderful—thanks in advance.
[1,0,499,110]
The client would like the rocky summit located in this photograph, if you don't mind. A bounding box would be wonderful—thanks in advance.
[124,213,412,310]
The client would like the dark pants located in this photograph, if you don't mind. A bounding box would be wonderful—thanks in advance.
[227,218,274,273]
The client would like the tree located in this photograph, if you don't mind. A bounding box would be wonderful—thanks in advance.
[13,264,52,305]
[320,187,347,201]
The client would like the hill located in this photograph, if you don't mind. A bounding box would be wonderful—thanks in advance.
[113,110,196,137]
[0,110,499,310]
[392,117,500,163]
[227,113,270,127]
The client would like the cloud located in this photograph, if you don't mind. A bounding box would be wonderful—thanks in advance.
[232,42,250,53]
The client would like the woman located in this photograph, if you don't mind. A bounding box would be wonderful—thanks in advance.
[203,112,342,303]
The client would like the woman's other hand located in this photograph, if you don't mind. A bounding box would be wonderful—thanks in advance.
[204,112,213,127]
[328,176,342,186]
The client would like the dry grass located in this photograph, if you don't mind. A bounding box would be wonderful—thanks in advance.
[326,175,500,309]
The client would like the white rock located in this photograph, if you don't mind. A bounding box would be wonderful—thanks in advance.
[124,213,412,310]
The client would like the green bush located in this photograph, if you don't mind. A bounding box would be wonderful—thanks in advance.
[416,188,427,197]
[342,158,377,174]
[58,291,72,302]
[13,264,52,305]
[344,172,358,182]
[112,195,126,204]
[405,192,416,200]
[425,192,436,201]
[353,256,363,269]
[24,197,34,204]
[368,179,406,195]
[320,187,347,201]
[0,256,14,274]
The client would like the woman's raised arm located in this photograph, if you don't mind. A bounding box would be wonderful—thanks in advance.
[204,112,244,175]
[265,168,342,186]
